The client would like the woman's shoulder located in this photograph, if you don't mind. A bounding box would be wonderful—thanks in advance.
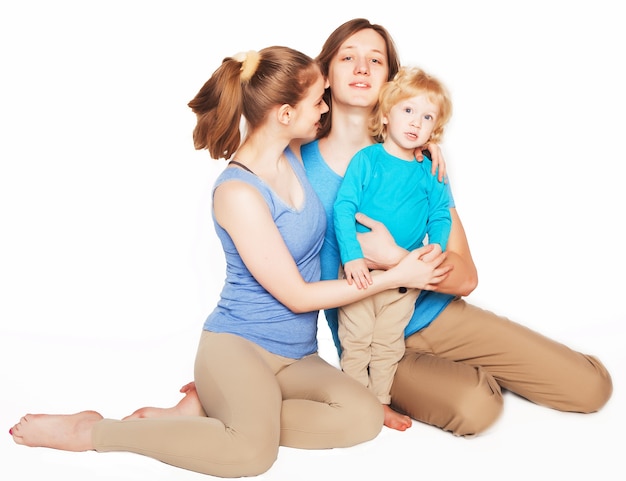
[213,165,267,200]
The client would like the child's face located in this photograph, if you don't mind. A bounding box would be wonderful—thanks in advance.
[383,94,439,159]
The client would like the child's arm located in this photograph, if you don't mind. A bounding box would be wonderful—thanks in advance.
[334,152,369,264]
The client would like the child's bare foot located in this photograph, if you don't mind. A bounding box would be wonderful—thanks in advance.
[123,382,205,420]
[9,410,102,451]
[383,404,412,431]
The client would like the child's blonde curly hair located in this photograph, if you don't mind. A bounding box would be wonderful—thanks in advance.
[369,66,452,145]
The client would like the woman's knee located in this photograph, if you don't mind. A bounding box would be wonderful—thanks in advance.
[337,387,383,446]
[224,440,279,477]
[355,392,385,442]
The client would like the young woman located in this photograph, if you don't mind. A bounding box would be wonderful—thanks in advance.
[9,45,452,477]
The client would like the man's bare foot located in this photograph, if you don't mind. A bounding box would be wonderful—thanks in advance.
[123,382,205,420]
[383,404,412,431]
[10,410,102,451]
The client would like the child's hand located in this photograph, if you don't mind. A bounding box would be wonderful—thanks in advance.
[343,258,372,289]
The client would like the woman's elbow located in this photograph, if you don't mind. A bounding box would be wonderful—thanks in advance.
[287,304,309,314]
[281,296,313,314]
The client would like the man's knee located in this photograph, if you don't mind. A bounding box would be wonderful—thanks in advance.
[445,377,504,436]
[564,356,613,413]
[391,360,503,437]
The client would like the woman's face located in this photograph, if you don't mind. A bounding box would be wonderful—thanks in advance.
[327,28,389,111]
[291,73,329,142]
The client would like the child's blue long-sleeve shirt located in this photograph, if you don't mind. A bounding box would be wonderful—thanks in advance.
[334,143,451,265]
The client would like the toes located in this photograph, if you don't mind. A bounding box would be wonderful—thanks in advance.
[21,414,33,424]
[10,424,24,444]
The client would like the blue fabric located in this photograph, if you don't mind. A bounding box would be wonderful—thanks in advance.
[302,140,456,352]
[334,142,451,266]
[300,140,343,351]
[204,148,326,359]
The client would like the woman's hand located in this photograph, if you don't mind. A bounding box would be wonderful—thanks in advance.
[391,244,453,291]
[415,143,446,183]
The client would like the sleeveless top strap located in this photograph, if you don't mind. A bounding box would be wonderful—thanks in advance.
[228,160,256,175]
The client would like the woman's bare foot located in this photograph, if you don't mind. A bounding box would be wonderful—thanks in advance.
[10,410,102,451]
[123,382,205,420]
[383,404,412,431]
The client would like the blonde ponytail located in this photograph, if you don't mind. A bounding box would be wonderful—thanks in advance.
[233,50,261,82]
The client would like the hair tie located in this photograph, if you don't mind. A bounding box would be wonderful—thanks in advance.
[233,50,261,82]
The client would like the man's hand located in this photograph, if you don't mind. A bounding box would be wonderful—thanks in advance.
[356,213,407,270]
[415,144,446,182]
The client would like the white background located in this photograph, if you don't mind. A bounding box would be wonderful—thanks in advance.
[1,1,624,480]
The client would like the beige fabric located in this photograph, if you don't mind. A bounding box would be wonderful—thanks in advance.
[93,331,383,477]
[339,269,420,404]
[391,298,613,436]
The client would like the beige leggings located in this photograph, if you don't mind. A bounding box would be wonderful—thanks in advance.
[391,298,613,436]
[92,331,383,477]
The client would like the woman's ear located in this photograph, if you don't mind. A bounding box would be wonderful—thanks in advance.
[277,104,292,125]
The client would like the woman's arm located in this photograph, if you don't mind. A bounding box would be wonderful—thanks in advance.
[214,181,453,313]
[357,207,477,297]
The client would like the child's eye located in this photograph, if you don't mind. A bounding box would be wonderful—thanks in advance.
[424,114,433,120]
